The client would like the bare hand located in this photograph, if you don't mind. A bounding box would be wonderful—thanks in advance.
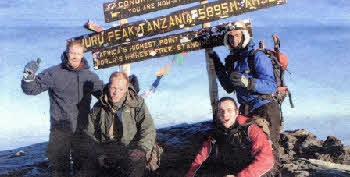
[128,149,145,161]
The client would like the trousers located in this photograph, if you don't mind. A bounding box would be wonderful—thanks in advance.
[241,102,282,177]
[77,142,147,177]
[46,128,82,177]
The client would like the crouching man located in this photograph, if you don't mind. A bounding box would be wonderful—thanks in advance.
[78,72,156,177]
[186,97,274,177]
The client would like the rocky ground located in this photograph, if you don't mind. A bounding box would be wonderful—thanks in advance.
[1,121,350,177]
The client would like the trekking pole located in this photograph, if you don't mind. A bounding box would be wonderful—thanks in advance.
[272,34,283,86]
[273,34,294,108]
[288,89,295,108]
[272,34,280,61]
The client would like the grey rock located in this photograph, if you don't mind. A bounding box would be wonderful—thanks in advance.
[11,150,25,158]
[293,170,310,177]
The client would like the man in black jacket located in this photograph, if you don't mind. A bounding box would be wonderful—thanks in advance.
[21,41,104,176]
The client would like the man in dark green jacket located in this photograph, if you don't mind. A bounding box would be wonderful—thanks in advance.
[79,72,156,177]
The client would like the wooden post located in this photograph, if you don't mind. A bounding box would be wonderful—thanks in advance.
[120,18,130,76]
[202,0,219,120]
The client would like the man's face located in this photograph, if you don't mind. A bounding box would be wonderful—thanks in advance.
[109,78,128,103]
[68,45,84,69]
[218,100,238,128]
[227,30,243,48]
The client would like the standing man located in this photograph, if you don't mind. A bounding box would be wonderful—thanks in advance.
[79,72,156,177]
[209,20,281,176]
[186,97,274,177]
[21,40,104,176]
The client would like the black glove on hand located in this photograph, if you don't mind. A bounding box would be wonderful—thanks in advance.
[23,58,41,81]
[224,55,237,73]
[230,72,250,88]
[208,51,226,72]
[208,51,220,62]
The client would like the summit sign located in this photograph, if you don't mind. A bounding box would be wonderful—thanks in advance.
[72,0,286,52]
[103,0,201,22]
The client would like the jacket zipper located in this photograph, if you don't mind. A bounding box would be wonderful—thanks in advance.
[77,72,80,103]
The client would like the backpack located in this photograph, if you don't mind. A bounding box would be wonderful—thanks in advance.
[208,122,255,174]
[247,35,294,109]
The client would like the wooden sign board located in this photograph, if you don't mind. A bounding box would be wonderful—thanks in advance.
[103,0,201,23]
[92,21,251,69]
[72,0,286,52]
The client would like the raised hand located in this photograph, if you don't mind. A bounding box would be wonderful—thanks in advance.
[23,58,41,81]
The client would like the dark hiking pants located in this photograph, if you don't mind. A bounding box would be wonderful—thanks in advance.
[77,143,147,177]
[241,102,282,177]
[46,128,82,177]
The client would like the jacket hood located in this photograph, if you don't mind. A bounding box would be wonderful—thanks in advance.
[61,51,90,71]
[98,83,141,111]
[224,31,252,50]
[228,41,255,59]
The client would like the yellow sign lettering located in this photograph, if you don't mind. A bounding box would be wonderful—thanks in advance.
[252,0,261,6]
[198,8,205,20]
[128,26,135,36]
[114,29,121,41]
[174,14,183,26]
[122,28,129,38]
[98,31,105,46]
[229,1,239,12]
[161,18,167,29]
[91,35,98,46]
[108,31,114,42]
[147,22,153,32]
[169,16,176,28]
[214,5,221,16]
[206,6,214,17]
[152,19,161,31]
[138,23,146,34]
[221,3,229,15]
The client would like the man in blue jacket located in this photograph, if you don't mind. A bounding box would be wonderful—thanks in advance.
[209,20,281,176]
[21,40,104,177]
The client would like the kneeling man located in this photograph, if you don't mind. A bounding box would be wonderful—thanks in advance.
[80,72,156,177]
[186,97,274,177]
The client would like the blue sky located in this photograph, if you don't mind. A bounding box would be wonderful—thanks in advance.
[0,0,349,150]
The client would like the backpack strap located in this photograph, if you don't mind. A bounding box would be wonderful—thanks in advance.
[213,121,253,146]
[243,48,267,115]
[248,48,264,77]
[232,122,253,147]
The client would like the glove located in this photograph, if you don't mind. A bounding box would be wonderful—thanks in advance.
[23,58,41,81]
[208,51,220,62]
[224,55,237,73]
[230,72,250,88]
[208,51,225,71]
